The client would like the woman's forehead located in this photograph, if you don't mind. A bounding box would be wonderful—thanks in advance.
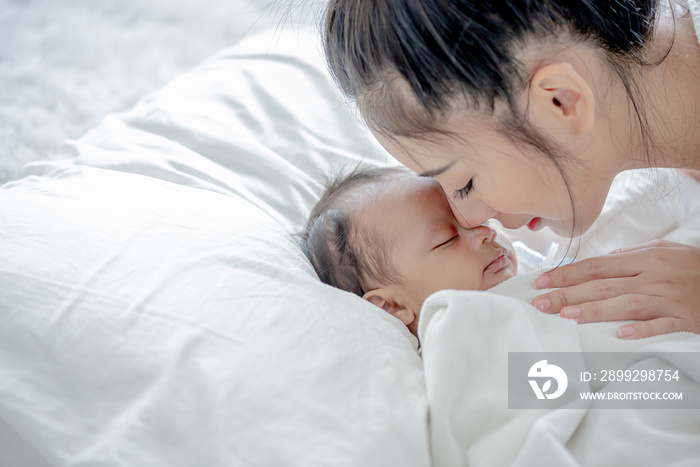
[378,138,468,179]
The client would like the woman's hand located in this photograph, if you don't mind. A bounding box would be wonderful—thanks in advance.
[531,240,700,339]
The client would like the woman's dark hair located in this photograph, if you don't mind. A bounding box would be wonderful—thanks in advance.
[323,0,662,238]
[324,0,658,132]
[300,166,408,296]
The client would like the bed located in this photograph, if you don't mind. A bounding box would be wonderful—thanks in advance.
[2,3,699,466]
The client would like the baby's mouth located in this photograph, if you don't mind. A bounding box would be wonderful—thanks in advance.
[485,248,509,272]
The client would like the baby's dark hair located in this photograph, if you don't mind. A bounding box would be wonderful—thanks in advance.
[300,166,409,296]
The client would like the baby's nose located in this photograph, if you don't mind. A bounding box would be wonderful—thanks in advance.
[470,224,497,245]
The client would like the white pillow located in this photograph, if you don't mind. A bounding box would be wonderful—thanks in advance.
[0,28,427,467]
[70,29,397,233]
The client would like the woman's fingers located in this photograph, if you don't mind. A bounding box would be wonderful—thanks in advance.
[530,241,700,338]
[617,317,687,340]
[533,289,689,340]
[534,253,642,289]
[558,293,666,323]
[532,277,634,314]
[534,239,680,289]
[605,239,674,255]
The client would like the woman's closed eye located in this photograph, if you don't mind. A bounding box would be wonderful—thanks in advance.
[433,235,458,250]
[453,179,473,200]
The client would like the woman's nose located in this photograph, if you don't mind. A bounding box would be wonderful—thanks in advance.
[448,197,498,229]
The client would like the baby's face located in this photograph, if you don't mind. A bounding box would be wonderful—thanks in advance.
[362,172,517,328]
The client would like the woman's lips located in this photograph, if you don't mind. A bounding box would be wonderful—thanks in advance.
[485,249,509,272]
[527,217,543,231]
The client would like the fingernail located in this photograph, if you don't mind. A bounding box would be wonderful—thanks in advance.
[534,275,551,289]
[617,325,636,339]
[562,307,580,320]
[532,297,551,312]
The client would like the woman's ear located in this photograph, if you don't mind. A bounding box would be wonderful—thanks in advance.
[528,63,595,136]
[363,288,416,327]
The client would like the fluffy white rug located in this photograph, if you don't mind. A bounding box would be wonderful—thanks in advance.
[0,0,323,183]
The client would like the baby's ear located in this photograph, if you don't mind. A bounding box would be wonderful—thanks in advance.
[363,289,415,327]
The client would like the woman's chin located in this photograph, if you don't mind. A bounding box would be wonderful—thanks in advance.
[539,218,583,238]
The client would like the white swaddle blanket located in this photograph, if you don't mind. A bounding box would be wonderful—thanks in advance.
[418,271,700,467]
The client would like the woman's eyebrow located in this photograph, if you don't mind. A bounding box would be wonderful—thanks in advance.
[418,161,455,178]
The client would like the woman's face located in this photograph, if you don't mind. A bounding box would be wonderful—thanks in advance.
[373,121,615,237]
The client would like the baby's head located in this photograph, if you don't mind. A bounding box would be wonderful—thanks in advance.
[301,166,517,335]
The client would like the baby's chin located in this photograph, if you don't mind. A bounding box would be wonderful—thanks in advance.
[499,261,517,281]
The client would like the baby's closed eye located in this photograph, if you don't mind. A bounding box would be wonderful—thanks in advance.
[433,235,458,250]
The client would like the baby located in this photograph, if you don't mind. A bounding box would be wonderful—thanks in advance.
[301,166,518,336]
